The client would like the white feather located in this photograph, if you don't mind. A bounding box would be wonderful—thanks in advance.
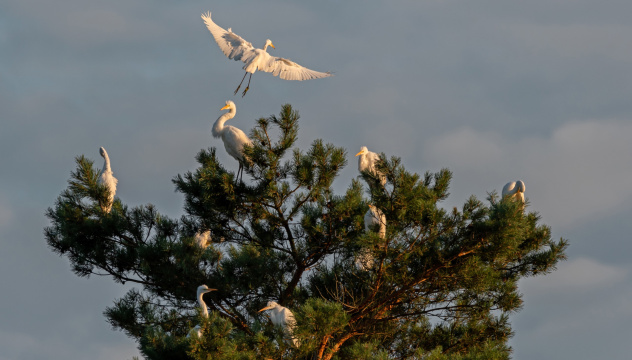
[187,285,216,339]
[212,100,252,163]
[356,205,386,270]
[97,147,118,213]
[355,146,386,186]
[502,180,526,204]
[259,301,300,347]
[194,230,211,249]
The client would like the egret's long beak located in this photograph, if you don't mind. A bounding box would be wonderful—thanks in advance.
[355,151,363,157]
[206,288,217,292]
[221,104,230,110]
[259,306,273,312]
[269,43,275,49]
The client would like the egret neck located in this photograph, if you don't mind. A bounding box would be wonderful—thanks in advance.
[212,108,236,138]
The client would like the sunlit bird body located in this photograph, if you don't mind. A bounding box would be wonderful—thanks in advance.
[355,146,386,185]
[212,100,252,181]
[195,230,211,249]
[201,12,333,96]
[188,285,216,338]
[356,205,386,270]
[97,147,118,213]
[259,301,300,347]
[365,205,386,239]
[502,180,526,204]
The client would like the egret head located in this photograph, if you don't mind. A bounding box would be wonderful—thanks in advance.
[220,100,236,111]
[265,39,275,49]
[197,284,216,296]
[355,146,368,157]
[99,147,107,158]
[259,301,279,312]
[516,180,526,193]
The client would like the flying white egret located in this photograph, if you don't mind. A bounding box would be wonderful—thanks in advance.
[356,205,386,270]
[188,285,216,338]
[201,12,333,96]
[259,301,300,347]
[502,180,526,204]
[355,146,386,185]
[195,230,211,249]
[97,147,118,213]
[212,100,252,181]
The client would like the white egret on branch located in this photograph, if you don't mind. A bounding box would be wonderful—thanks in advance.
[97,147,118,213]
[188,285,216,338]
[195,230,211,249]
[201,12,333,96]
[356,205,386,270]
[259,301,300,347]
[355,146,386,185]
[212,100,252,181]
[502,180,526,204]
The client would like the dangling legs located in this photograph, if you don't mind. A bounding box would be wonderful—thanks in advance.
[234,72,248,95]
[236,163,243,183]
[241,74,253,97]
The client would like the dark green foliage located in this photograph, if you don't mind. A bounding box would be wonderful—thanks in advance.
[45,104,568,360]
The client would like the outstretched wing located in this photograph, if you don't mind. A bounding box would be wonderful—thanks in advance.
[259,53,333,81]
[201,12,255,62]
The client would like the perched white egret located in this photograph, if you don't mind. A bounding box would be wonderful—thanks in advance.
[355,146,386,185]
[502,180,526,204]
[188,285,216,338]
[201,12,333,96]
[356,205,386,270]
[195,230,211,249]
[212,100,252,181]
[97,147,118,213]
[259,301,299,347]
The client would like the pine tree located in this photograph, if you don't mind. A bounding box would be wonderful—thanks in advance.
[45,104,567,360]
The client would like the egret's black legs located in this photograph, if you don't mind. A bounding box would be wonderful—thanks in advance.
[241,74,253,97]
[236,163,244,183]
[234,72,248,95]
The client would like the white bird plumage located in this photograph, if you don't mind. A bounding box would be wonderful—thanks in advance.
[97,147,118,213]
[259,301,300,347]
[201,12,333,96]
[355,146,386,186]
[188,285,216,338]
[365,205,386,239]
[502,180,526,204]
[194,230,211,249]
[356,205,386,270]
[213,100,252,181]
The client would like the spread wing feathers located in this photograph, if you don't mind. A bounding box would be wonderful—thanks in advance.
[201,12,254,61]
[261,55,333,81]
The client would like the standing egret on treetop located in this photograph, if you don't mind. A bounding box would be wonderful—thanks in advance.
[356,146,386,186]
[97,147,118,213]
[201,12,333,97]
[502,180,526,204]
[212,100,252,182]
[259,301,300,347]
[356,205,386,270]
[188,285,216,338]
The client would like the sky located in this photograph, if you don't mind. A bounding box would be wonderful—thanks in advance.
[1,0,632,359]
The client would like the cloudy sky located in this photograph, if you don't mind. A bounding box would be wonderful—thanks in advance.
[2,0,632,359]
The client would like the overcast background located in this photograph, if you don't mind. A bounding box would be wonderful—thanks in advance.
[2,1,632,359]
